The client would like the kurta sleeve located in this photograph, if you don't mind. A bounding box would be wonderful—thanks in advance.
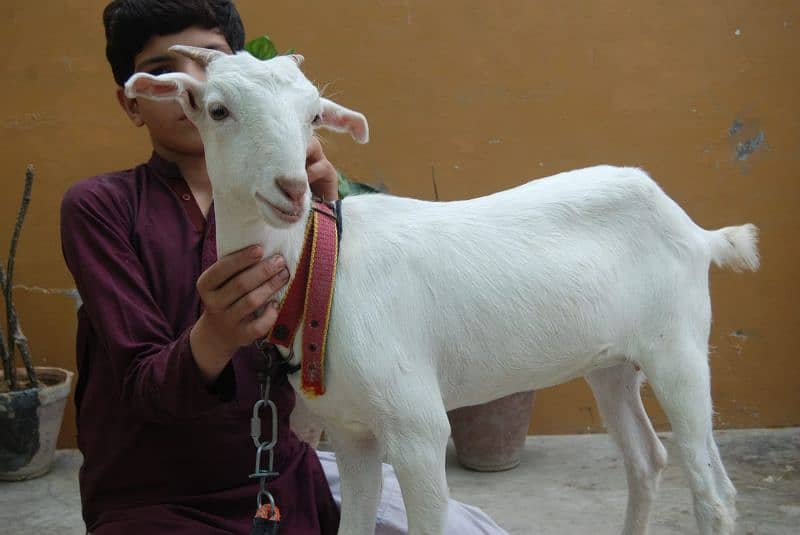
[60,176,234,423]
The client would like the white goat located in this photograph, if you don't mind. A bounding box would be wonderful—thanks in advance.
[126,47,759,535]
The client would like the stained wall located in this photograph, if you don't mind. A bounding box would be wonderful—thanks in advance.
[0,1,797,448]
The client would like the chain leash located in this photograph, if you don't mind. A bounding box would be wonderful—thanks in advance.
[249,341,281,535]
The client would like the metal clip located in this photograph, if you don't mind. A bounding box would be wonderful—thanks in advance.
[250,399,265,448]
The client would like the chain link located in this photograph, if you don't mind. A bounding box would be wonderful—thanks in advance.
[250,343,279,509]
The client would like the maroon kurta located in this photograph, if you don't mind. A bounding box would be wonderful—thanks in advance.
[60,152,339,534]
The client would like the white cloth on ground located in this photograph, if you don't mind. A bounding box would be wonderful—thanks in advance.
[317,450,510,534]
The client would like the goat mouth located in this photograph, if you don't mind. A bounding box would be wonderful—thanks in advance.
[255,191,303,223]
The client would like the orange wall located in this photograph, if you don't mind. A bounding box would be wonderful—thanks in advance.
[0,1,797,448]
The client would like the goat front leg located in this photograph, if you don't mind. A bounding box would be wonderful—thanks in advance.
[327,428,384,535]
[378,390,451,535]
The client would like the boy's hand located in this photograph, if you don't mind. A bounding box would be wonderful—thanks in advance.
[306,137,339,201]
[190,245,289,382]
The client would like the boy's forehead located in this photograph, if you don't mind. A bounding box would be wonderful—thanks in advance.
[134,26,231,68]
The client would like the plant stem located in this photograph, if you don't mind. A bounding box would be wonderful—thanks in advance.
[12,322,35,388]
[0,249,15,391]
[4,166,37,389]
[431,166,440,201]
[0,316,10,389]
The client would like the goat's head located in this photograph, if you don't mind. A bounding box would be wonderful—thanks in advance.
[124,46,369,227]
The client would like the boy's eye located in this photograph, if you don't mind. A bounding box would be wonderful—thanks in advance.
[209,103,230,121]
[148,66,171,76]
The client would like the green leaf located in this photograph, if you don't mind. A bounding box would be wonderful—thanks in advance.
[337,171,351,198]
[337,170,381,198]
[348,181,381,196]
[245,36,278,60]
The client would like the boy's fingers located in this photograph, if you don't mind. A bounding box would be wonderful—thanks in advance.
[197,245,263,293]
[244,301,281,341]
[307,162,338,201]
[306,136,324,162]
[307,159,331,182]
[306,138,338,200]
[217,256,286,309]
[230,267,290,321]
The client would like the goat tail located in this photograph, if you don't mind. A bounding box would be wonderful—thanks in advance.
[706,224,760,272]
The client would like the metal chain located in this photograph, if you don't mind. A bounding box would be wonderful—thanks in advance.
[250,342,279,511]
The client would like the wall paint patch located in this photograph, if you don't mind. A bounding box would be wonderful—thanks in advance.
[736,131,765,160]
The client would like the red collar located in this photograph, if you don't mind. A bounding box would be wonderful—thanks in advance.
[266,201,339,397]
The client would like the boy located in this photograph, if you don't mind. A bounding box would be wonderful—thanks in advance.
[60,1,508,533]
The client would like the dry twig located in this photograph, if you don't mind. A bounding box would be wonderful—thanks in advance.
[1,165,37,390]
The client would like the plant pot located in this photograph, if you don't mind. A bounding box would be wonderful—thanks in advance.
[447,390,536,472]
[0,367,73,481]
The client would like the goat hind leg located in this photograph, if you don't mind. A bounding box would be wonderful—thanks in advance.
[586,363,668,535]
[707,429,737,519]
[641,348,736,535]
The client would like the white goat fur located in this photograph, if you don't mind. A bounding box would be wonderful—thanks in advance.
[127,48,759,535]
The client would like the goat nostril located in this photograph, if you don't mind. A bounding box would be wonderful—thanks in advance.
[276,177,306,203]
[276,182,290,201]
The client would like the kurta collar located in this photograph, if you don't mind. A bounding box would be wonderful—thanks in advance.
[146,151,209,234]
[146,151,182,180]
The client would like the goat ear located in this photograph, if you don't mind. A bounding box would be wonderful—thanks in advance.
[124,72,205,112]
[318,98,369,144]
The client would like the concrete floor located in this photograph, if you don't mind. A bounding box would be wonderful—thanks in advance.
[0,428,797,534]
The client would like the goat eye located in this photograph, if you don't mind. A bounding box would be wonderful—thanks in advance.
[209,104,229,121]
[311,114,321,125]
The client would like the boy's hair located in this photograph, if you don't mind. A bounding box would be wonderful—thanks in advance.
[103,0,245,86]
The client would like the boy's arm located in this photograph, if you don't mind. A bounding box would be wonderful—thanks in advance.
[60,178,275,422]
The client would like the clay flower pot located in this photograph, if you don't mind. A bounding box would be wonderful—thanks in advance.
[0,367,73,480]
[448,390,536,472]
